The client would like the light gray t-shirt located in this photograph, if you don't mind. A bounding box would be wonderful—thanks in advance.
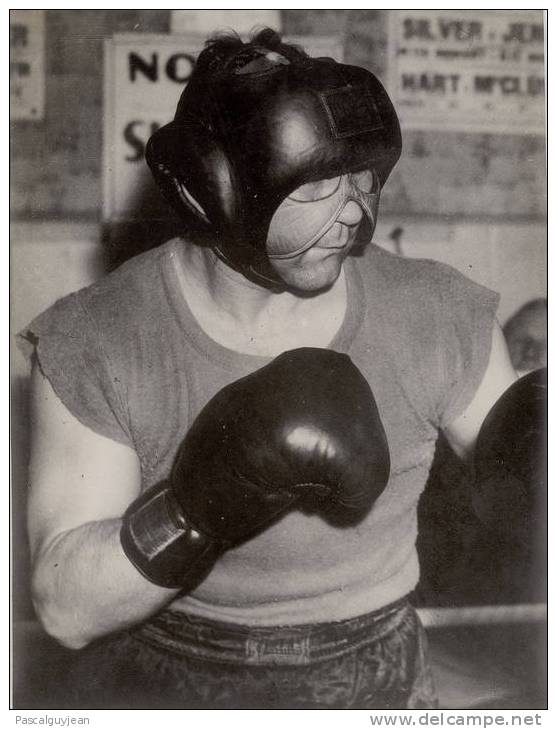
[19,237,499,625]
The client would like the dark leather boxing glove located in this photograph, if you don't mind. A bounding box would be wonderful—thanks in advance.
[121,348,390,589]
[472,368,547,540]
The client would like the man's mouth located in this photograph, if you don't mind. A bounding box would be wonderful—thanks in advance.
[317,231,353,251]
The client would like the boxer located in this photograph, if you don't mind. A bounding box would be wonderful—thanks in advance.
[21,28,525,709]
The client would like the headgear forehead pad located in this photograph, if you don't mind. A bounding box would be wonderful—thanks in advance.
[146,46,401,280]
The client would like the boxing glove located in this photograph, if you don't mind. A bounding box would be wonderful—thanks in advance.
[121,347,390,589]
[472,368,547,540]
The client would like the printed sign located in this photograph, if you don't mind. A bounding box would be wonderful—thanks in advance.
[103,33,343,221]
[170,10,281,35]
[388,10,545,135]
[10,10,45,120]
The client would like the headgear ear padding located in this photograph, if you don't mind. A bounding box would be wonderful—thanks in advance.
[146,51,401,274]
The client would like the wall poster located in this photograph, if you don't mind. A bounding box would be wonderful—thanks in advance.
[10,10,45,121]
[387,10,545,135]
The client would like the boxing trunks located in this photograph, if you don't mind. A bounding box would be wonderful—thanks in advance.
[62,597,437,709]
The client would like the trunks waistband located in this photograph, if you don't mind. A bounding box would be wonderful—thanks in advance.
[132,595,414,666]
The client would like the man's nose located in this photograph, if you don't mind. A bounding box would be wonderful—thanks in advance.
[337,199,364,226]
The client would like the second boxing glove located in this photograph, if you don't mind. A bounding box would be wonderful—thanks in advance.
[121,347,390,588]
[472,367,546,538]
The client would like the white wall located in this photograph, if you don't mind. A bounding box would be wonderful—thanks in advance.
[374,218,547,325]
[11,222,105,378]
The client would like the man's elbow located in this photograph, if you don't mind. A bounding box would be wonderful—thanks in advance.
[30,571,92,650]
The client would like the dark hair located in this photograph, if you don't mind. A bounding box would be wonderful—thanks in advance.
[193,27,309,77]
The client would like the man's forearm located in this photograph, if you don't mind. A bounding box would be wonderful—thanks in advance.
[31,518,179,650]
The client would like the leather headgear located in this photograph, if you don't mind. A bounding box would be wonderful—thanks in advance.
[146,45,401,284]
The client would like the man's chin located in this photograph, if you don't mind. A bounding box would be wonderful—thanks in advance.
[272,256,344,295]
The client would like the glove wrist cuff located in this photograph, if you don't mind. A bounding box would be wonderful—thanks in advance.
[120,482,224,589]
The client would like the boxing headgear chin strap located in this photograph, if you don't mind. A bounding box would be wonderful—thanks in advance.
[146,50,401,287]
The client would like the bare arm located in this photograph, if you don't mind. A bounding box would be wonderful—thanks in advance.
[442,321,517,461]
[28,363,178,649]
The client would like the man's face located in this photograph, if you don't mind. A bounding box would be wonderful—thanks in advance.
[269,202,365,292]
[265,171,380,293]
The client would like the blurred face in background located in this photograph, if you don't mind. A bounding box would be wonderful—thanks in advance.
[503,300,547,376]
